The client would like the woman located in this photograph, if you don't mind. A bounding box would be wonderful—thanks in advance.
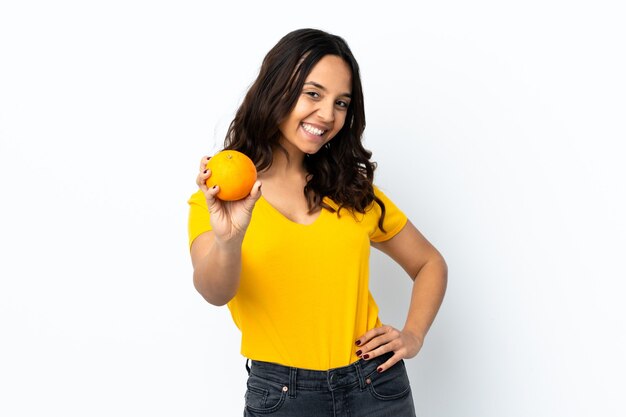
[188,28,447,416]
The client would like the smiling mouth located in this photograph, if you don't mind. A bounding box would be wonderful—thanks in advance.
[301,123,327,136]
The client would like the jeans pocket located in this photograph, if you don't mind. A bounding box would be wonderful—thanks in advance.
[245,374,288,414]
[366,360,412,401]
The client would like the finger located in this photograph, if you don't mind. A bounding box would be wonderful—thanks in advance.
[199,155,211,170]
[375,353,402,374]
[355,325,393,348]
[359,332,399,356]
[205,184,221,211]
[359,336,402,361]
[206,186,223,214]
[355,327,385,347]
[197,168,213,191]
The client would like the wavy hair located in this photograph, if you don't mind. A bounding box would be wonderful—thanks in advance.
[223,28,386,230]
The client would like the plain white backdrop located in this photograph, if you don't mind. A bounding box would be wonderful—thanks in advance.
[1,1,625,416]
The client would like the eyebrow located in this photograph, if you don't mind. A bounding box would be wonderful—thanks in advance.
[304,81,352,99]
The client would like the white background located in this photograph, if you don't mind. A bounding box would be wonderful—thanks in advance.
[1,1,625,416]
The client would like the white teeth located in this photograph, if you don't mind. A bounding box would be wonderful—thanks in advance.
[302,123,325,136]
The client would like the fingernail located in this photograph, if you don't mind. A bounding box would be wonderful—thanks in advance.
[355,340,361,346]
[377,367,383,373]
[212,185,217,189]
[356,350,362,356]
[203,169,207,174]
[207,156,211,160]
[363,354,369,359]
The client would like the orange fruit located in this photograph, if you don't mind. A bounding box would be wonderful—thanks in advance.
[206,150,257,201]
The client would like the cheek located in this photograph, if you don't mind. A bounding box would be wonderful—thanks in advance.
[334,113,348,132]
[291,98,311,118]
[280,107,303,133]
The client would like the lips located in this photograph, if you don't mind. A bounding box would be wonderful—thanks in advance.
[301,123,327,136]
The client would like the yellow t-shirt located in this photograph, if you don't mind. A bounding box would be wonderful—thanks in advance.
[187,186,408,370]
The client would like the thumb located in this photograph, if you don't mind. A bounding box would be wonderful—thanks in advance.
[244,181,263,206]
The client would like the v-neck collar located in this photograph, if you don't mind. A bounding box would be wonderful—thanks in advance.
[258,195,326,227]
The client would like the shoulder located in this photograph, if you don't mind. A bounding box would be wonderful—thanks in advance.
[369,184,408,242]
[188,189,208,209]
[370,184,403,215]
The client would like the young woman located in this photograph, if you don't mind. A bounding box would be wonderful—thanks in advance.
[188,28,447,417]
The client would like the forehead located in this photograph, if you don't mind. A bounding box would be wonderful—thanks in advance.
[305,55,352,93]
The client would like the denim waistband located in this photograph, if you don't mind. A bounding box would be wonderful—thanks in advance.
[248,352,394,396]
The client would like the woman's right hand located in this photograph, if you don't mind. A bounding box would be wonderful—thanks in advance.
[196,155,262,247]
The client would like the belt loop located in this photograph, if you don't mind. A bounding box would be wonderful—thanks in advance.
[288,367,297,399]
[245,358,251,376]
[354,360,366,390]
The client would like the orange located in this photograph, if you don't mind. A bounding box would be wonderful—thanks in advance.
[206,150,257,201]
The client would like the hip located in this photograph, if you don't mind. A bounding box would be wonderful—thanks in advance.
[244,352,416,417]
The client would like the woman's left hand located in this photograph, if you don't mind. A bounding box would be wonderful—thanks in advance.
[355,325,424,373]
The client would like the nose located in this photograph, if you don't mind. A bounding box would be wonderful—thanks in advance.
[316,99,335,123]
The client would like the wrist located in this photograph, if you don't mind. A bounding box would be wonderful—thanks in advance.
[213,236,244,253]
[401,326,425,345]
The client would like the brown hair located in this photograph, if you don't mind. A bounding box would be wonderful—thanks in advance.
[223,28,386,230]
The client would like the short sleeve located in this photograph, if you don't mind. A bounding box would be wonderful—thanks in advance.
[187,189,212,249]
[369,185,408,243]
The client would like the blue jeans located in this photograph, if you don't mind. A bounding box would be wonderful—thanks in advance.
[244,352,416,416]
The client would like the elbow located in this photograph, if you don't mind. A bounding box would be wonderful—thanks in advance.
[413,253,448,284]
[203,296,232,307]
[434,253,448,280]
[435,255,449,296]
[193,275,236,307]
[439,254,448,278]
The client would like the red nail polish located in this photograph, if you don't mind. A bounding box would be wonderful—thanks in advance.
[355,340,361,346]
[207,156,211,160]
[203,169,207,174]
[363,354,369,359]
[356,350,362,356]
[377,367,383,373]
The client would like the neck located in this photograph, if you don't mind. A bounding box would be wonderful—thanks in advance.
[267,143,307,178]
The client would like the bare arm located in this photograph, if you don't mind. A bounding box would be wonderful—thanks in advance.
[356,220,448,371]
[190,156,262,306]
[190,231,243,306]
[373,220,448,341]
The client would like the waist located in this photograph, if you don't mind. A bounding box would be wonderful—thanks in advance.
[249,352,394,392]
[236,312,383,370]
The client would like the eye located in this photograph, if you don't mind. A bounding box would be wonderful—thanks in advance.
[336,100,350,109]
[305,91,320,99]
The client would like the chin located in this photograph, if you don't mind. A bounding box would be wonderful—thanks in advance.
[301,144,325,155]
[300,138,332,155]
